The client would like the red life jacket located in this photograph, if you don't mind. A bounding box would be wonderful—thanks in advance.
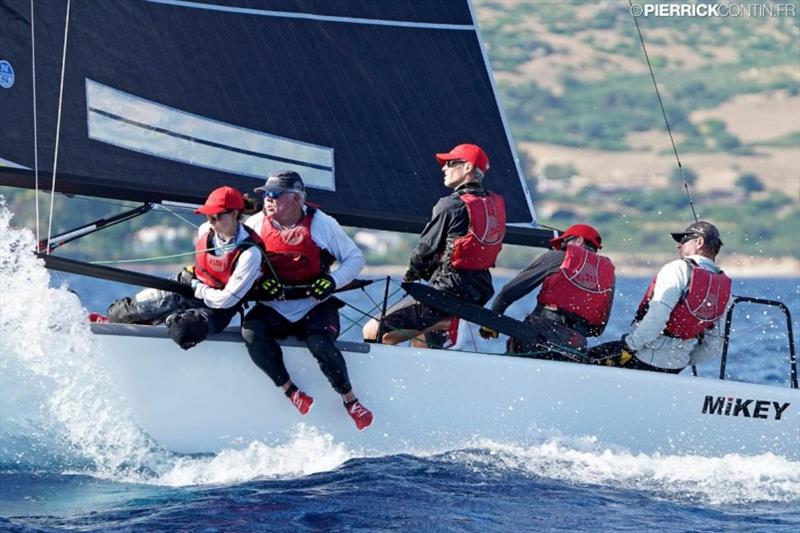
[257,208,323,283]
[536,244,615,329]
[194,225,263,289]
[450,192,506,270]
[636,259,732,340]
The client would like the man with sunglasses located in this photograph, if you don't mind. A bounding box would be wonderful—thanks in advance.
[107,186,265,350]
[362,143,506,347]
[479,224,615,361]
[242,171,373,431]
[590,221,732,373]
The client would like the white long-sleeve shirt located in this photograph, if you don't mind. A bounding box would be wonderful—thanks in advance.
[626,255,731,370]
[192,223,263,309]
[245,207,365,322]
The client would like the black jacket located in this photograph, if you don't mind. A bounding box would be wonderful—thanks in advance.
[491,250,564,314]
[406,182,495,305]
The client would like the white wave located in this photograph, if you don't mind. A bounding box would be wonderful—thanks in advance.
[0,201,353,486]
[0,201,172,477]
[142,424,351,487]
[447,438,800,505]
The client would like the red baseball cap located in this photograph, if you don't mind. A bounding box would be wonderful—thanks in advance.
[195,186,245,215]
[435,144,490,172]
[549,224,603,250]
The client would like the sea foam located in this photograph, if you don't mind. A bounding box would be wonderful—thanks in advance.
[0,200,352,486]
[446,438,800,505]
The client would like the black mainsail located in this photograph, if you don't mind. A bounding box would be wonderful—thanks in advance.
[0,0,550,245]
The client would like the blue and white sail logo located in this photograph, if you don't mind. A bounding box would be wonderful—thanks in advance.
[0,60,14,89]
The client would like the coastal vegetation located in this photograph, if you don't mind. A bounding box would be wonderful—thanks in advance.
[478,0,799,266]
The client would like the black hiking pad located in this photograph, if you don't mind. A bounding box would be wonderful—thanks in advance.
[401,281,587,360]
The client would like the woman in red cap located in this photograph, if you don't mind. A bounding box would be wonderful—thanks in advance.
[107,186,265,350]
[480,223,616,361]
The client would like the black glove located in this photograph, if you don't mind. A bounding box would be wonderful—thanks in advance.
[479,326,499,339]
[259,277,285,300]
[308,274,336,300]
[176,265,196,286]
[619,334,636,366]
[402,267,420,283]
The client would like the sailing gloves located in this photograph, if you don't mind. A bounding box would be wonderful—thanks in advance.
[259,276,285,300]
[176,265,202,292]
[256,274,335,300]
[176,265,196,286]
[309,274,336,300]
[619,334,636,366]
[479,326,499,339]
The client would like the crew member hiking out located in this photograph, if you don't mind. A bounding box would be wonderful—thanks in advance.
[590,221,732,373]
[480,224,615,361]
[362,143,506,347]
[242,171,373,431]
[107,186,264,349]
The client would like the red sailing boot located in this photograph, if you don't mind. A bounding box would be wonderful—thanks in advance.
[288,389,314,416]
[345,399,373,431]
[88,312,109,323]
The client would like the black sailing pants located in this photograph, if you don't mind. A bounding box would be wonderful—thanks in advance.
[241,300,353,395]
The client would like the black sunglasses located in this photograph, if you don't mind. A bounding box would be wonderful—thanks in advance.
[444,160,466,168]
[207,210,233,222]
[679,234,701,244]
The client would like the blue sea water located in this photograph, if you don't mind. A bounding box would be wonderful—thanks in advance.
[1,212,799,532]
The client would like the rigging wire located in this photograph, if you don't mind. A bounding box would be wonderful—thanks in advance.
[628,0,698,222]
[46,0,72,253]
[89,248,201,265]
[30,0,40,244]
[339,283,407,337]
[155,203,201,229]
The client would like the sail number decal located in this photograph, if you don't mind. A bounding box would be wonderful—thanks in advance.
[0,60,14,89]
[702,395,791,420]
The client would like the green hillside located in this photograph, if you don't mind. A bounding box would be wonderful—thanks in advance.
[476,0,800,262]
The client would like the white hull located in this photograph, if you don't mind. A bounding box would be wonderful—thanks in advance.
[93,324,800,459]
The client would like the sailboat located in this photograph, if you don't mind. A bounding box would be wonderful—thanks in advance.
[1,0,797,458]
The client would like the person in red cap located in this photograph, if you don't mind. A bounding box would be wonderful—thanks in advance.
[480,223,616,361]
[107,186,265,350]
[590,221,731,373]
[362,143,506,347]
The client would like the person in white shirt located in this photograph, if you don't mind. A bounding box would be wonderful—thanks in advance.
[107,186,264,350]
[590,221,732,373]
[242,171,373,431]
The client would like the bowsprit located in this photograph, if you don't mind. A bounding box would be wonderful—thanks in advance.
[702,396,791,420]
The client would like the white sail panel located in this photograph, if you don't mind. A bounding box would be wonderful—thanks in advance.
[86,80,335,190]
